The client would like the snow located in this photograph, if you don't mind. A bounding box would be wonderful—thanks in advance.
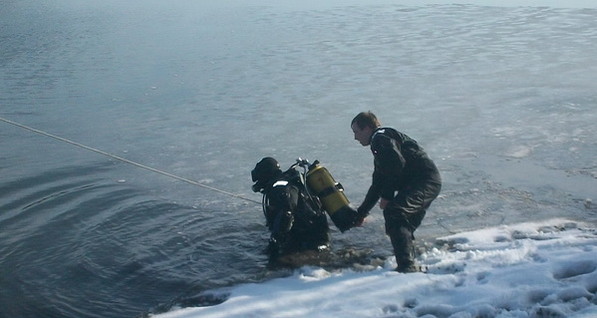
[153,219,597,318]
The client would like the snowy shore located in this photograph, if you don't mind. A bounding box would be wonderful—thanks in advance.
[153,219,597,318]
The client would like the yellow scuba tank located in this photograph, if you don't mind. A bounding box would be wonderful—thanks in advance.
[306,161,357,232]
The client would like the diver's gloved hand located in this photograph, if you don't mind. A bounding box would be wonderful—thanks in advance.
[267,237,281,257]
[330,206,360,233]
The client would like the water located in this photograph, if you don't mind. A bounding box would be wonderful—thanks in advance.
[1,1,596,317]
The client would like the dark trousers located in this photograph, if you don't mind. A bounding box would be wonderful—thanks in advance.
[383,180,441,270]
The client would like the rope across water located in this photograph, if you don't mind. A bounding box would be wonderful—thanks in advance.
[0,116,261,205]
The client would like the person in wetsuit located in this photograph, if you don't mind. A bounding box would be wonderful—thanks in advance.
[351,111,442,272]
[251,157,330,257]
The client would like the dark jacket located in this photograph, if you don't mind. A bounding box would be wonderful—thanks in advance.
[263,169,330,255]
[358,127,441,215]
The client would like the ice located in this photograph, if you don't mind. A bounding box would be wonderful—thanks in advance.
[152,219,597,318]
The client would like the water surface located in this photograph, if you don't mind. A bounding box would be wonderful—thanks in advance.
[1,1,596,317]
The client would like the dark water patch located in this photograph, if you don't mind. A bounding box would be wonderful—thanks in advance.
[0,162,276,318]
[0,163,110,197]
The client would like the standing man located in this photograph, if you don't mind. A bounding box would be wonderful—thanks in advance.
[351,111,441,272]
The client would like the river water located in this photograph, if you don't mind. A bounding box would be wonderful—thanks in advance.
[1,1,596,317]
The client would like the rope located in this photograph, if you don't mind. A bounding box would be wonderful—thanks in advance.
[0,116,261,205]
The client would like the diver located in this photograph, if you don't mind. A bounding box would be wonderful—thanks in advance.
[251,157,331,257]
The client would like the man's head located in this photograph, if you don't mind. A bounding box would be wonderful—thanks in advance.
[351,111,381,146]
[251,157,281,192]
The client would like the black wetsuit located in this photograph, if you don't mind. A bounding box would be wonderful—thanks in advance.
[357,127,441,271]
[262,169,330,257]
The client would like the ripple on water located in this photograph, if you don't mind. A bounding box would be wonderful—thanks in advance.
[0,162,268,318]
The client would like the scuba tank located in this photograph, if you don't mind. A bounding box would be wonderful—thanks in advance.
[304,160,358,232]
